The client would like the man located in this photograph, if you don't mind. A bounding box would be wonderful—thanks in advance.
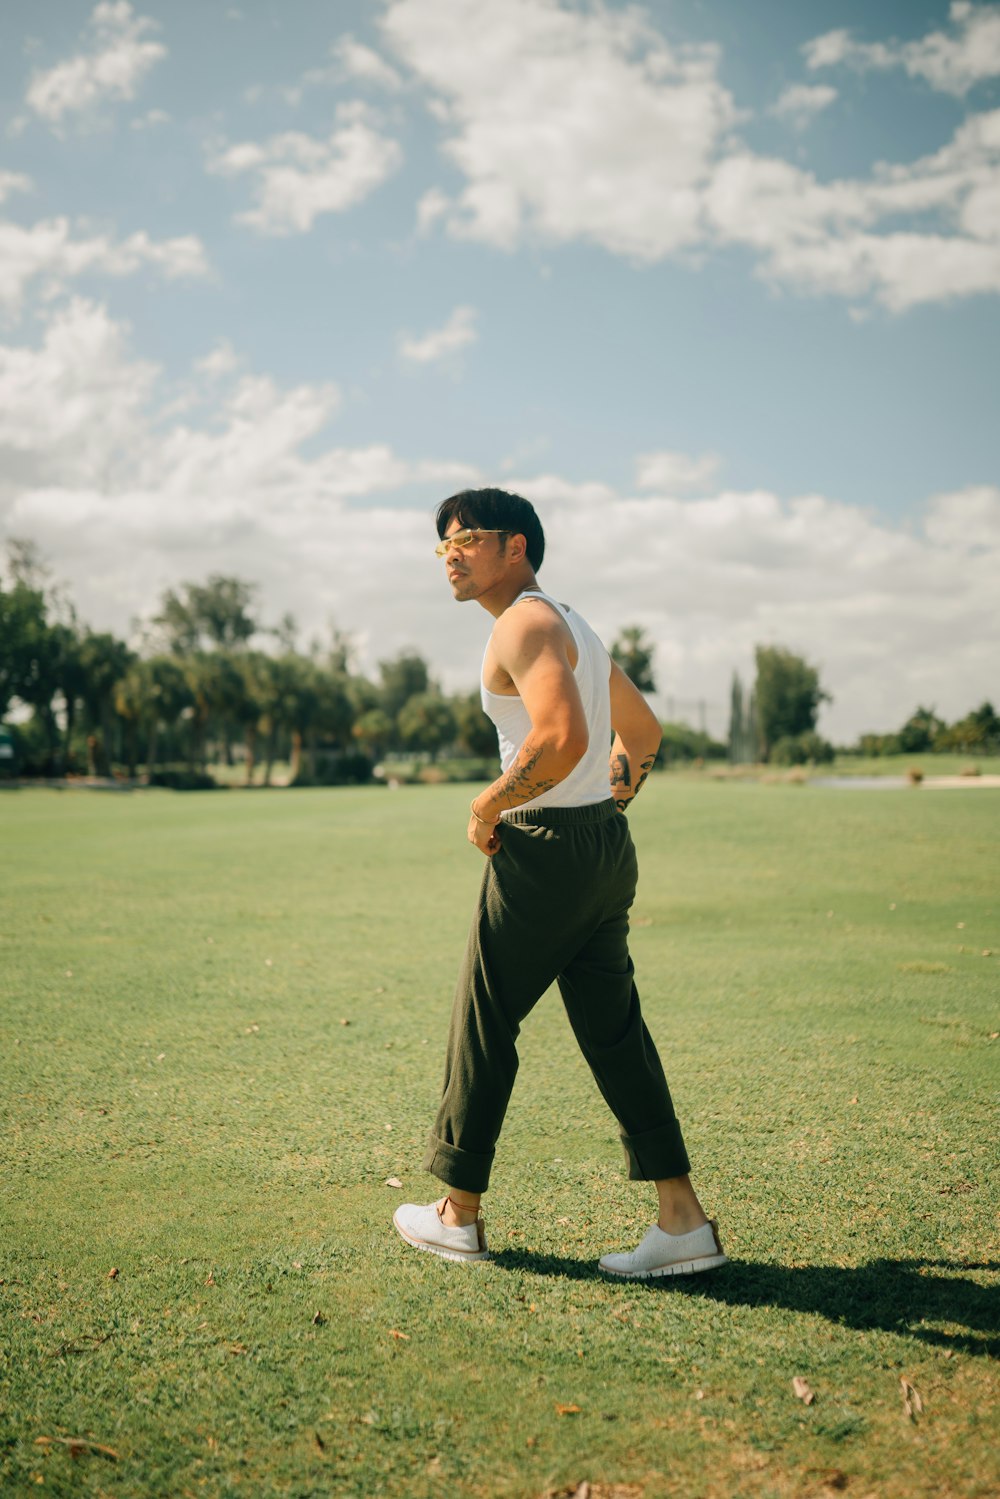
[393,488,725,1278]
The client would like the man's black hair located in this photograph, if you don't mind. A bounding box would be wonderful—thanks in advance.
[435,487,545,571]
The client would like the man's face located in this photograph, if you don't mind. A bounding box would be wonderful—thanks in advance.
[439,519,510,602]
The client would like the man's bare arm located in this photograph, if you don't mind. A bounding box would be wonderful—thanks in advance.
[608,660,661,813]
[468,608,589,849]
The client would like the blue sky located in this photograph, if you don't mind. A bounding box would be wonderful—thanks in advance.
[1,0,998,740]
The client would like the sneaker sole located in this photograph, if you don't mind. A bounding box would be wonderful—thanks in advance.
[598,1251,728,1280]
[393,1210,490,1264]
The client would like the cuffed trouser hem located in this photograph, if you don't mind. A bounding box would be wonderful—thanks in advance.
[423,1133,495,1195]
[622,1117,691,1181]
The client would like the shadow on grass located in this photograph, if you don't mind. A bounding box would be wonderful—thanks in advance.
[489,1252,1000,1358]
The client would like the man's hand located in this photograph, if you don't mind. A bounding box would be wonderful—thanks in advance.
[468,800,501,857]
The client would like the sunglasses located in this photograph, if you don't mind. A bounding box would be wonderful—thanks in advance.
[434,528,510,558]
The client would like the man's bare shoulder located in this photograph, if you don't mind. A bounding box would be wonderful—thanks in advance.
[491,597,576,669]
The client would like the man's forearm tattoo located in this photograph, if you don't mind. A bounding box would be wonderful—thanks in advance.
[496,741,557,807]
[610,752,631,813]
[610,751,655,813]
[632,754,655,800]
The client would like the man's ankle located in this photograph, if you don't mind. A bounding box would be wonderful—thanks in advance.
[441,1195,480,1227]
[657,1211,709,1236]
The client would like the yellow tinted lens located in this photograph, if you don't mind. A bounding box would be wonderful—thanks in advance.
[436,529,475,556]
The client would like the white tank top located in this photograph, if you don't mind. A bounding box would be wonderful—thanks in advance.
[481,588,612,812]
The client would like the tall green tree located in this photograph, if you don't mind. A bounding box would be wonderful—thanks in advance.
[78,631,134,775]
[0,578,82,773]
[727,673,760,764]
[754,645,830,761]
[0,579,50,719]
[155,576,259,655]
[898,706,945,753]
[378,651,431,721]
[451,691,498,758]
[610,626,656,692]
[398,693,457,760]
[352,707,394,761]
[937,701,1000,752]
[115,655,190,779]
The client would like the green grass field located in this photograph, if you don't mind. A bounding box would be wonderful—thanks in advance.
[1,780,997,1498]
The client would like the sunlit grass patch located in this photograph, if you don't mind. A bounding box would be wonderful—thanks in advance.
[1,781,997,1497]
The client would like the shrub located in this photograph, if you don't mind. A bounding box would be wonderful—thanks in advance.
[148,769,219,791]
[5,717,62,776]
[659,722,727,763]
[292,750,375,787]
[770,731,834,766]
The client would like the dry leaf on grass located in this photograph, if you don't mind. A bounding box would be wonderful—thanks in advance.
[805,1470,848,1490]
[312,1310,326,1325]
[542,1484,644,1499]
[388,1328,410,1340]
[228,1342,249,1356]
[901,1377,923,1421]
[35,1436,119,1461]
[385,1176,403,1188]
[205,1273,216,1286]
[792,1376,816,1405]
[554,1402,582,1416]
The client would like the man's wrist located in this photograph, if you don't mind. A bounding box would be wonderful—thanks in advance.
[470,797,500,827]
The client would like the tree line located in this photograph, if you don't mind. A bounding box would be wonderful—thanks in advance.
[2,542,995,783]
[0,544,496,785]
[726,646,997,764]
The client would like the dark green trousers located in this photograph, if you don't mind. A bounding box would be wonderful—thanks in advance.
[423,799,691,1194]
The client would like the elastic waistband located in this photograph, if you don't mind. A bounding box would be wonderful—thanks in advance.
[501,798,618,827]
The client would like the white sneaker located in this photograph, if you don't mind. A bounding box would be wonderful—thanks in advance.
[599,1219,727,1279]
[393,1200,490,1264]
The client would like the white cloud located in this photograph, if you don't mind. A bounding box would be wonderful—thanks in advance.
[636,450,721,493]
[924,483,1000,550]
[0,297,155,487]
[0,302,482,670]
[415,186,450,235]
[0,303,996,741]
[0,216,209,311]
[706,110,1000,309]
[0,172,32,206]
[208,103,402,235]
[380,0,736,257]
[804,2,1000,96]
[130,107,170,131]
[530,484,1000,741]
[195,340,240,379]
[334,35,404,91]
[381,0,1000,311]
[399,304,477,363]
[770,83,838,128]
[26,2,166,126]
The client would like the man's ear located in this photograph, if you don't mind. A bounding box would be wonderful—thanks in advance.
[506,531,528,564]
